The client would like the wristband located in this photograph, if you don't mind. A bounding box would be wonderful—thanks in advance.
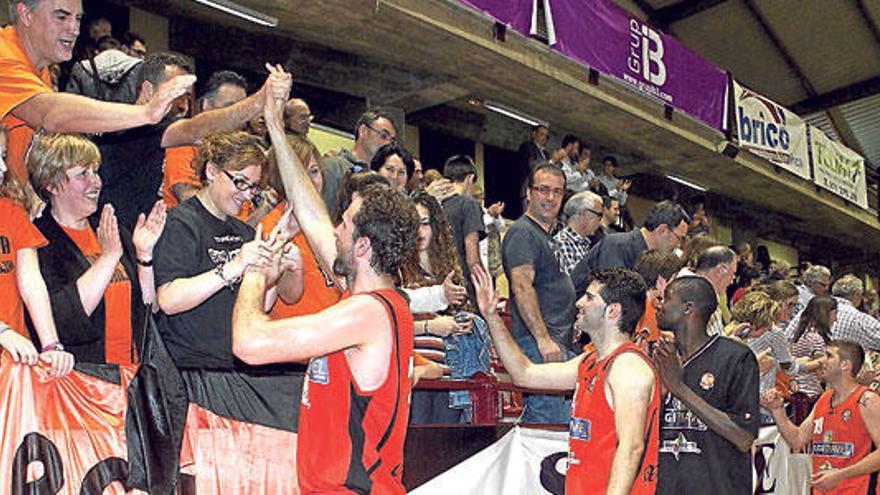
[136,257,153,267]
[42,341,65,352]
[0,323,11,337]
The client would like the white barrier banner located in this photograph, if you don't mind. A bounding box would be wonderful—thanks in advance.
[810,126,868,209]
[734,81,810,180]
[412,425,811,494]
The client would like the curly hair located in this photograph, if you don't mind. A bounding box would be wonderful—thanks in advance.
[585,268,647,335]
[193,131,268,184]
[333,171,390,224]
[352,184,419,276]
[731,290,777,331]
[400,191,463,287]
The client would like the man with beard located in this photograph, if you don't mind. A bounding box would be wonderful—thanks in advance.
[232,87,419,494]
[653,276,759,494]
[473,265,659,493]
[763,340,880,494]
[501,163,575,424]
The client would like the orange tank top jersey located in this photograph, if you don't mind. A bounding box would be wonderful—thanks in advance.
[0,26,53,183]
[811,386,875,494]
[297,289,414,494]
[259,202,340,319]
[0,198,47,335]
[61,225,134,364]
[162,145,200,207]
[568,342,660,494]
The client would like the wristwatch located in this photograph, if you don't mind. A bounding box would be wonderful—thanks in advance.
[42,342,65,352]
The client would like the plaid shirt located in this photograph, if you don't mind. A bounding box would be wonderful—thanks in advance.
[832,298,880,351]
[552,225,592,275]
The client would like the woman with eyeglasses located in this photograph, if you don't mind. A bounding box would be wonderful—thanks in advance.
[27,133,164,365]
[153,131,283,370]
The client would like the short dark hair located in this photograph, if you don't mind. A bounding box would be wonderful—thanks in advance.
[636,249,683,289]
[527,162,565,189]
[354,108,397,139]
[95,35,121,52]
[667,276,718,326]
[141,51,194,86]
[829,340,865,378]
[201,70,247,106]
[531,124,548,134]
[561,134,580,149]
[586,268,647,335]
[695,246,736,271]
[121,31,145,47]
[601,195,617,209]
[443,154,477,183]
[602,155,618,167]
[643,200,690,232]
[352,184,419,276]
[370,142,415,179]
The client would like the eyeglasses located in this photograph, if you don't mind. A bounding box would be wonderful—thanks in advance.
[222,170,261,194]
[669,229,686,244]
[365,124,396,142]
[531,185,564,197]
[586,208,603,218]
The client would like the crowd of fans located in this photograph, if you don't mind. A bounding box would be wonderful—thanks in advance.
[3,1,880,493]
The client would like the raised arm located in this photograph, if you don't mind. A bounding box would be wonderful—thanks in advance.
[161,73,271,147]
[261,66,342,288]
[12,75,195,134]
[472,265,578,390]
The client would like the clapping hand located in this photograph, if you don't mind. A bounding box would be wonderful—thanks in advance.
[133,200,167,261]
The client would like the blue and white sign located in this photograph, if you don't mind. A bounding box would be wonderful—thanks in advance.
[734,81,810,180]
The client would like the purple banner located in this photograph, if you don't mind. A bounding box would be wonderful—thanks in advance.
[550,0,728,131]
[456,0,533,37]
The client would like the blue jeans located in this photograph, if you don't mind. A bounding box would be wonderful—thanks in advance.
[514,333,572,425]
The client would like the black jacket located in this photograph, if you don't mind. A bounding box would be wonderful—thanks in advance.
[27,207,146,363]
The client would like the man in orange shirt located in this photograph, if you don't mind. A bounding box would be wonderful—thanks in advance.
[0,0,194,183]
[163,70,250,206]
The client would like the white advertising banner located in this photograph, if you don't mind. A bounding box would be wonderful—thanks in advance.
[412,426,810,495]
[734,81,810,180]
[810,126,869,209]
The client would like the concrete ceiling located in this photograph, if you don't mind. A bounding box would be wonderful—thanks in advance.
[119,0,880,257]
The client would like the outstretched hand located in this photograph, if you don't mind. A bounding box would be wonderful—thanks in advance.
[262,63,293,127]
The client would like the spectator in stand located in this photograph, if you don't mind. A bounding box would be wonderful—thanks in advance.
[321,108,397,211]
[163,70,249,207]
[754,245,771,274]
[786,264,833,336]
[687,194,711,236]
[763,279,800,330]
[560,139,598,194]
[0,126,74,376]
[828,275,880,352]
[370,141,415,192]
[589,195,619,245]
[680,233,718,273]
[471,183,505,280]
[865,289,880,319]
[120,32,147,59]
[654,276,759,495]
[766,260,791,283]
[735,241,753,265]
[0,0,194,186]
[790,296,838,404]
[730,261,761,306]
[571,199,689,295]
[596,156,631,207]
[634,249,683,353]
[87,17,112,44]
[763,340,880,493]
[28,133,165,365]
[66,35,143,104]
[502,163,574,424]
[441,154,485,303]
[553,191,602,275]
[515,124,549,215]
[98,55,288,228]
[692,246,737,337]
[283,98,312,136]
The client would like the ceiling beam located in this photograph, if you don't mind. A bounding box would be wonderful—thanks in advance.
[790,75,880,114]
[855,0,880,50]
[628,0,659,25]
[654,0,729,30]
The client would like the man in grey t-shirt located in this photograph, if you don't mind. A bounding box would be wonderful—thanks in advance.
[502,164,575,424]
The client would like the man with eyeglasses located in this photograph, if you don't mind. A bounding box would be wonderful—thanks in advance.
[501,163,576,424]
[553,191,603,275]
[320,108,397,211]
[571,200,690,296]
[692,246,738,337]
